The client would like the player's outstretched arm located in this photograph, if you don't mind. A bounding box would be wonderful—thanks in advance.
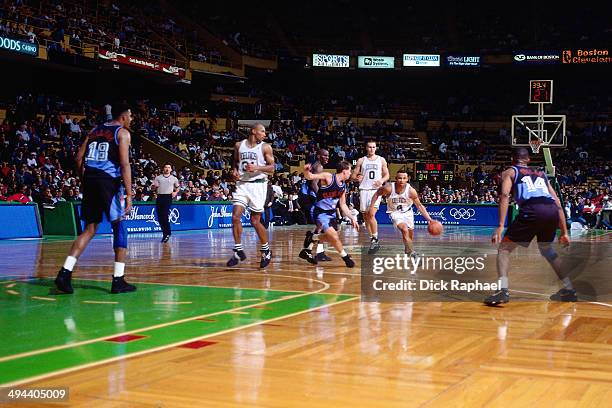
[304,164,332,184]
[409,187,434,223]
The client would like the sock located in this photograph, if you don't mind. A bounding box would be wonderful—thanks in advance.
[499,277,509,290]
[261,242,270,253]
[340,250,348,257]
[562,277,574,290]
[316,244,325,254]
[113,262,125,278]
[63,256,77,272]
[234,244,243,252]
[371,233,378,240]
[405,241,414,254]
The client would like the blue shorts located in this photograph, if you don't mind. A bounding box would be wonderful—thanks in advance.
[313,207,337,232]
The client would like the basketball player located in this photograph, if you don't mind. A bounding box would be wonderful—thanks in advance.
[304,161,359,267]
[485,148,573,305]
[55,104,136,294]
[298,149,332,262]
[227,123,275,268]
[352,141,389,254]
[152,163,179,243]
[368,170,436,258]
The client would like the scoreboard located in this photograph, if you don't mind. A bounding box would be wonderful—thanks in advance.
[414,163,455,184]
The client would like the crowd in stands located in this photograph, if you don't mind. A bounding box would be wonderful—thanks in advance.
[1,91,610,229]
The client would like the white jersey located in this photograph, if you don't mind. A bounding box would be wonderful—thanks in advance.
[359,155,383,190]
[237,139,268,181]
[386,183,413,213]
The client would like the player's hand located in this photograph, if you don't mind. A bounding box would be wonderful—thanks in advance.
[559,233,570,247]
[245,163,257,172]
[124,195,132,216]
[304,164,312,172]
[232,168,240,180]
[372,180,383,188]
[171,191,177,199]
[491,226,504,244]
[350,217,360,231]
[356,174,363,182]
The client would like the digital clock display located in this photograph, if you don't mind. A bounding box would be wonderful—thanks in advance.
[529,80,553,104]
[414,163,455,184]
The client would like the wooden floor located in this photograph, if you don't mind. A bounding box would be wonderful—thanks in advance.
[2,225,612,407]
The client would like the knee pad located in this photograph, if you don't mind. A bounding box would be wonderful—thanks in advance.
[112,221,128,249]
[539,245,558,262]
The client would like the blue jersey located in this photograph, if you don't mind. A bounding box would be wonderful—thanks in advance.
[84,123,122,178]
[511,165,554,206]
[314,174,346,211]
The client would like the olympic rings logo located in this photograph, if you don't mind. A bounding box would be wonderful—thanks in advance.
[168,208,181,224]
[449,208,476,219]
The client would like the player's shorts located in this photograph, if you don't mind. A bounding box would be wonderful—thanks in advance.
[389,210,414,229]
[504,198,559,247]
[359,189,381,212]
[313,206,338,232]
[81,176,125,224]
[232,179,268,213]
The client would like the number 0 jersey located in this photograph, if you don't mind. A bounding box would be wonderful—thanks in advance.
[511,165,554,206]
[359,155,382,190]
[237,139,268,182]
[85,123,123,179]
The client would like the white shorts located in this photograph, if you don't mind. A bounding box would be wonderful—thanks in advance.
[360,189,381,212]
[389,210,414,229]
[232,180,268,213]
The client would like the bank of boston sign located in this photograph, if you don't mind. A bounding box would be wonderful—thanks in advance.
[0,36,38,57]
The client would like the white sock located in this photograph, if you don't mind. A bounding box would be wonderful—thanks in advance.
[113,262,125,278]
[372,233,378,239]
[500,277,509,289]
[316,244,325,254]
[340,250,348,257]
[562,277,574,290]
[63,256,77,272]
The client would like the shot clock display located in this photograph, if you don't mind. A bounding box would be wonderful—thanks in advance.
[529,80,553,104]
[414,163,455,184]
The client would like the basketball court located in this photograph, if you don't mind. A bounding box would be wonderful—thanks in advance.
[2,224,611,406]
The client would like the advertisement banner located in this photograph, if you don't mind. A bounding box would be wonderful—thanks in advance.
[445,55,480,67]
[98,49,186,77]
[0,36,38,57]
[0,204,42,239]
[74,202,251,234]
[375,204,504,227]
[358,56,395,69]
[513,51,560,64]
[312,53,350,67]
[562,49,611,64]
[402,54,440,67]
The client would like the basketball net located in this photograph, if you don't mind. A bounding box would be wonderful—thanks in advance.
[529,138,543,154]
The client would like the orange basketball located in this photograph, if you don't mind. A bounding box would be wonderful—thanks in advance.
[428,221,443,236]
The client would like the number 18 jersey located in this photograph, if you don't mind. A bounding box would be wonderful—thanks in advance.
[85,123,122,179]
[511,165,554,206]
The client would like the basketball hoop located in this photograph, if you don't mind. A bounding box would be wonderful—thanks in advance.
[529,138,543,154]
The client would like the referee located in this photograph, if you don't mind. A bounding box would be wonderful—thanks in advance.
[152,163,179,243]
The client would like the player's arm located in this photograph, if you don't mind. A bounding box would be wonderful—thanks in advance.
[246,143,275,174]
[117,128,132,214]
[339,191,359,230]
[231,141,241,180]
[351,157,364,182]
[75,134,89,179]
[368,184,391,217]
[409,187,435,224]
[492,168,514,244]
[547,181,570,245]
[374,157,390,188]
[303,164,332,186]
[310,162,323,193]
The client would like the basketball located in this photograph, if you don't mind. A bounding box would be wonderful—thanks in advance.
[428,221,443,236]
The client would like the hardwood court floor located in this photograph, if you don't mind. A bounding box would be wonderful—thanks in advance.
[1,225,611,407]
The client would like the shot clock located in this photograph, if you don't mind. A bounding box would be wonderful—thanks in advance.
[529,80,553,104]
